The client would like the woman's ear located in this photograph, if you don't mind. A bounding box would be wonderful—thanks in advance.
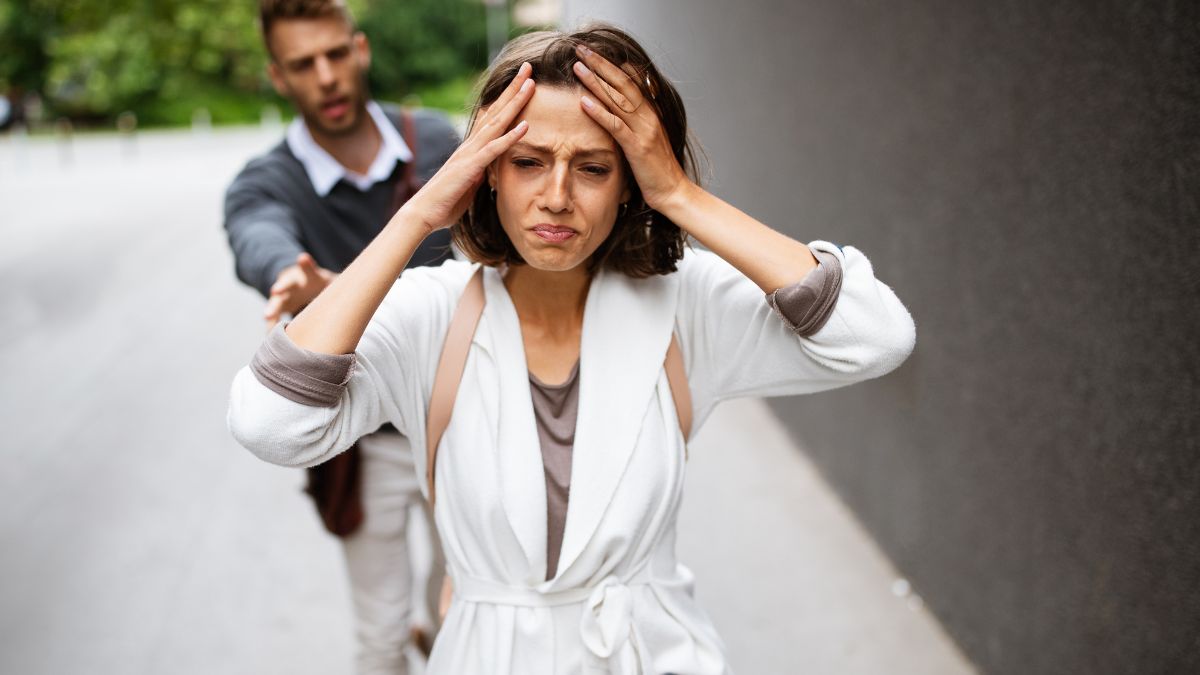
[486,164,498,190]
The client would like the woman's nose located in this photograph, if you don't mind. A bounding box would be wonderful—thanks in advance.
[540,169,573,213]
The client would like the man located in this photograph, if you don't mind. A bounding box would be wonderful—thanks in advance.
[223,1,455,672]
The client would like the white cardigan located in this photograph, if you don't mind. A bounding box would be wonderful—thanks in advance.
[228,242,915,674]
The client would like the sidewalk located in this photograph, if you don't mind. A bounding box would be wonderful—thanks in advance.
[0,127,974,674]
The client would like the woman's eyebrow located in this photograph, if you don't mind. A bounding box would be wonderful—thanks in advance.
[510,141,617,159]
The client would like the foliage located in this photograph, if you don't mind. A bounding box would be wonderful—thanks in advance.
[402,73,480,117]
[357,0,489,101]
[0,0,502,127]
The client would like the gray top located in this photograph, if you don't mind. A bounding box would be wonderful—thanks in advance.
[528,361,582,580]
[248,250,844,579]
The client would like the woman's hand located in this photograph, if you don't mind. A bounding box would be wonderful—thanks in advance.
[574,45,817,292]
[286,67,534,354]
[399,63,536,233]
[572,45,692,211]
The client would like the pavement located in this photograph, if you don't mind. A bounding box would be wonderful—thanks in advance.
[0,126,976,674]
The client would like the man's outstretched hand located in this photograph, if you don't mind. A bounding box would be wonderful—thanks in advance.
[265,252,337,330]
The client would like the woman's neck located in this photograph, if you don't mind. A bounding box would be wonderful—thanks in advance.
[504,264,592,334]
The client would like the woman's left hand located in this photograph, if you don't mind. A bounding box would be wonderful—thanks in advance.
[572,45,693,211]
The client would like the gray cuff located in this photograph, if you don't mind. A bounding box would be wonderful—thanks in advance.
[766,248,843,337]
[250,323,356,407]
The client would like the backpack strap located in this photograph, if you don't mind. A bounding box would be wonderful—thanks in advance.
[424,269,694,505]
[425,268,485,506]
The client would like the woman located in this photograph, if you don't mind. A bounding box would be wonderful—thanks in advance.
[229,25,915,674]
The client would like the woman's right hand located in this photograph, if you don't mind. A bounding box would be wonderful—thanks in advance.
[284,65,534,355]
[400,63,535,233]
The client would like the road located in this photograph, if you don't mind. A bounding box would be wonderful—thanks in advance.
[0,127,974,674]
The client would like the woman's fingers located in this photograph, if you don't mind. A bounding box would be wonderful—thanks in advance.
[573,45,643,115]
[471,63,533,142]
[480,62,530,122]
[579,95,632,142]
[488,78,535,136]
[573,62,627,116]
[479,120,530,164]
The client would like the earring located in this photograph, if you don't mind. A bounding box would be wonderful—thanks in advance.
[490,187,497,201]
[645,210,654,227]
[619,202,628,217]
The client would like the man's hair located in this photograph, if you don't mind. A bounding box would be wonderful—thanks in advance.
[454,24,702,278]
[259,0,355,52]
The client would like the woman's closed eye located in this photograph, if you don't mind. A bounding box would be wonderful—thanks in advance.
[580,164,612,176]
[510,158,611,177]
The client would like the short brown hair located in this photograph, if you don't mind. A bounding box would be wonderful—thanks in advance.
[452,24,702,278]
[259,0,355,53]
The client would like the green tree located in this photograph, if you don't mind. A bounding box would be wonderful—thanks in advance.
[0,0,505,127]
[43,0,267,123]
[358,0,490,105]
[0,0,63,94]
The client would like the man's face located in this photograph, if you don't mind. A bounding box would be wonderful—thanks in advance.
[266,16,370,137]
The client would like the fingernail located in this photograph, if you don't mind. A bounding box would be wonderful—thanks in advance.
[576,44,593,57]
[581,95,595,109]
[520,79,533,92]
[573,61,591,77]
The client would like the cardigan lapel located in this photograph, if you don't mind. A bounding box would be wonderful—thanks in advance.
[479,267,548,578]
[554,267,679,578]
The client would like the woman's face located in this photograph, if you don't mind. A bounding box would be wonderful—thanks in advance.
[488,85,631,273]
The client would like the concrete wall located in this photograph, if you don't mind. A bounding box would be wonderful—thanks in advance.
[561,1,1200,672]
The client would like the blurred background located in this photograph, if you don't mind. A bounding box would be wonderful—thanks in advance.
[0,0,504,129]
[1,1,1197,674]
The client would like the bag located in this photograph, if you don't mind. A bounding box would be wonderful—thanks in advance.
[304,443,364,537]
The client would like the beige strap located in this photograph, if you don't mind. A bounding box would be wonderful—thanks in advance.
[425,268,694,504]
[425,268,485,506]
[664,333,693,444]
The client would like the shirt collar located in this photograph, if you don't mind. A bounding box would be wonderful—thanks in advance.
[286,101,414,197]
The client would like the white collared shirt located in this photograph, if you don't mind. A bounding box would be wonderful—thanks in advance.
[286,101,413,197]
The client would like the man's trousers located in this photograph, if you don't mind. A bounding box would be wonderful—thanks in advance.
[340,430,443,675]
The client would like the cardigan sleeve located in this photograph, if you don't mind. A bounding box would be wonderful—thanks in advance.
[227,261,473,468]
[675,242,915,430]
[765,247,843,336]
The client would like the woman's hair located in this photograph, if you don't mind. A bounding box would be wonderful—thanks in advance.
[452,24,702,277]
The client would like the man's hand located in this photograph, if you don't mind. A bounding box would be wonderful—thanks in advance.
[265,252,336,329]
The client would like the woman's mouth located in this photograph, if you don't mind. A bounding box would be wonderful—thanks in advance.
[531,224,577,243]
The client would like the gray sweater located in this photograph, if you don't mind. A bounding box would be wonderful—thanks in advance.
[223,106,460,298]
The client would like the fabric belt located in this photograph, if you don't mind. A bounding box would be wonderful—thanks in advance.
[454,564,655,673]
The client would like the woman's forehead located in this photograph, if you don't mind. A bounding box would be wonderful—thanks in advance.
[512,86,618,155]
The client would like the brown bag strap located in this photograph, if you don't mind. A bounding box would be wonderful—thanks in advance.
[424,269,693,505]
[425,267,485,506]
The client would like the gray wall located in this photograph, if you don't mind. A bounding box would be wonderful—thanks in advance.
[562,1,1199,672]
